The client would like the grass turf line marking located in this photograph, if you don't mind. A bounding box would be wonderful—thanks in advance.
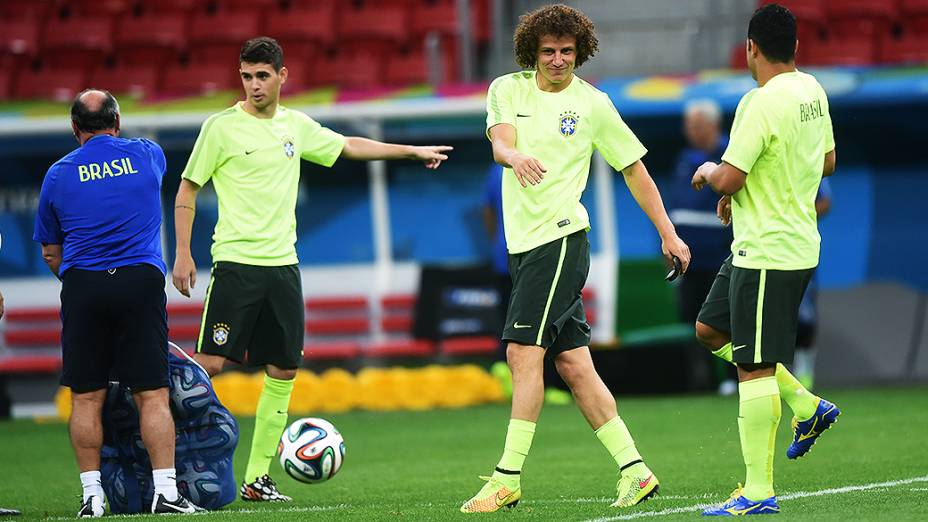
[44,504,351,520]
[584,475,928,522]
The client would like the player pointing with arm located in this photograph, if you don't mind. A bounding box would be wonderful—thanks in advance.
[171,37,451,502]
[461,5,689,513]
[690,4,840,516]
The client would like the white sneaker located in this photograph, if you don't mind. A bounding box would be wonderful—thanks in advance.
[77,495,104,518]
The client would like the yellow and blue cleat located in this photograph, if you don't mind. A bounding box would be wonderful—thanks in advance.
[611,466,660,508]
[702,487,779,516]
[460,475,521,513]
[787,398,841,459]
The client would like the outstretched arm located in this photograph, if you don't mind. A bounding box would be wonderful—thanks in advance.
[622,160,691,272]
[172,179,201,297]
[340,137,452,169]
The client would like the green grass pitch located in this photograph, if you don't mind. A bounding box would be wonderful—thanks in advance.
[1,386,926,520]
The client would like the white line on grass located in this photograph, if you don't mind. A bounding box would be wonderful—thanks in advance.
[44,503,352,520]
[584,475,928,522]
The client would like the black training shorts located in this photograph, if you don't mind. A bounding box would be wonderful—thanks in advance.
[502,230,592,354]
[697,255,814,365]
[196,262,304,369]
[60,264,168,393]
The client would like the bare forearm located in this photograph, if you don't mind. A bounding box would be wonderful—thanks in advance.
[491,142,520,168]
[341,137,414,161]
[623,162,676,239]
[41,244,63,278]
[44,256,62,277]
[174,180,199,256]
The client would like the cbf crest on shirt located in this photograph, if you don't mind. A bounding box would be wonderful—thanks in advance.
[485,71,647,254]
[559,110,579,137]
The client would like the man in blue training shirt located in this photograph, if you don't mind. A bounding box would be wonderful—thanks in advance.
[33,90,201,517]
[668,99,736,395]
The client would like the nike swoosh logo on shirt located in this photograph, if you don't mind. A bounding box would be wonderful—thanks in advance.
[245,149,257,155]
[513,323,532,329]
[516,114,532,117]
[732,344,747,352]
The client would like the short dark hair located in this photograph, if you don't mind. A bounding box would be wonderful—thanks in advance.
[748,3,797,64]
[513,4,599,69]
[240,36,283,71]
[70,89,119,133]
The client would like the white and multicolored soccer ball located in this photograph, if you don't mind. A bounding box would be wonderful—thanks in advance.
[277,417,345,484]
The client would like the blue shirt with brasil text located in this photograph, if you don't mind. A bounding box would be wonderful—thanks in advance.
[33,135,167,276]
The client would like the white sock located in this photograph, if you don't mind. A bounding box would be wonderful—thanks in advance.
[152,468,179,501]
[79,470,104,502]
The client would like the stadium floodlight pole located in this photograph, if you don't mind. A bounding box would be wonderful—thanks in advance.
[592,151,618,345]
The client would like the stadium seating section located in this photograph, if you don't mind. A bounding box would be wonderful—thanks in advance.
[0,0,490,101]
[0,288,598,376]
[729,1,928,69]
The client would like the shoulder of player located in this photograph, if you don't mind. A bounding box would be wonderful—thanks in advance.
[488,71,533,92]
[198,106,240,135]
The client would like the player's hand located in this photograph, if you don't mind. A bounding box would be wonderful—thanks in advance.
[661,233,691,274]
[691,161,718,191]
[0,290,4,320]
[172,253,197,298]
[411,145,453,169]
[717,195,732,226]
[510,153,546,187]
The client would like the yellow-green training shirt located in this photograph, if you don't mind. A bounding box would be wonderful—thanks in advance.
[486,71,647,254]
[181,102,345,266]
[722,70,835,271]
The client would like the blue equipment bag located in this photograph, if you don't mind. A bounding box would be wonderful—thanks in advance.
[100,344,238,513]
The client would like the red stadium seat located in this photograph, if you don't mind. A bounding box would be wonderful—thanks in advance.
[762,0,826,42]
[381,315,412,333]
[879,34,928,64]
[4,328,60,347]
[188,10,261,65]
[0,0,54,21]
[826,0,897,40]
[68,0,133,17]
[41,17,114,69]
[0,19,40,57]
[337,5,409,53]
[114,14,187,68]
[142,0,208,15]
[806,37,876,66]
[900,0,928,34]
[385,50,429,86]
[13,67,85,101]
[2,307,59,322]
[214,0,279,11]
[314,52,381,89]
[89,65,159,99]
[265,7,337,47]
[160,63,236,95]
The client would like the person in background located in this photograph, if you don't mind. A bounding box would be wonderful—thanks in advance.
[483,163,571,405]
[669,99,737,396]
[33,90,200,516]
[794,178,832,389]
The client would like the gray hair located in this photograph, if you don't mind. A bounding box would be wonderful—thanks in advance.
[684,98,722,124]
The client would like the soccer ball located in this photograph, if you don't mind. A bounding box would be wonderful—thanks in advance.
[277,417,345,484]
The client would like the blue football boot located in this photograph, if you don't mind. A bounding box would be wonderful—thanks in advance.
[787,399,841,459]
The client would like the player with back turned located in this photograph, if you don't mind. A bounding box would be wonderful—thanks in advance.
[690,4,840,516]
[172,37,451,502]
[460,4,691,513]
